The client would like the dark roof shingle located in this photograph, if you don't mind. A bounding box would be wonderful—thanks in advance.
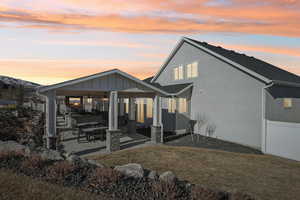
[143,77,192,94]
[187,38,300,84]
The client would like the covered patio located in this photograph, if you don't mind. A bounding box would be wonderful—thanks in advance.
[38,69,169,153]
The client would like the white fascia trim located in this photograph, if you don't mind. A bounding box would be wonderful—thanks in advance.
[151,37,185,82]
[184,38,271,83]
[38,69,169,96]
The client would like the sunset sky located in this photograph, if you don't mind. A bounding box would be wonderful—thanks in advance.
[0,0,300,85]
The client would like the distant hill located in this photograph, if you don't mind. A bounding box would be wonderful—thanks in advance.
[0,75,40,88]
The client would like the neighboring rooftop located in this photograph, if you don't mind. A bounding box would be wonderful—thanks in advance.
[186,38,300,84]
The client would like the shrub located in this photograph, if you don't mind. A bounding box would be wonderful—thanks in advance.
[20,154,49,177]
[88,168,122,192]
[191,186,228,200]
[0,151,25,169]
[229,192,256,200]
[46,161,76,184]
[151,181,190,200]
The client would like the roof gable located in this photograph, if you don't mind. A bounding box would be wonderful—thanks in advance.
[38,69,168,95]
[188,38,300,84]
[152,37,300,85]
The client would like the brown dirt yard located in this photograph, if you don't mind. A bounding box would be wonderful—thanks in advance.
[0,169,110,200]
[90,145,300,200]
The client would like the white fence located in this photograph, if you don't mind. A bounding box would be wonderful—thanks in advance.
[266,120,300,161]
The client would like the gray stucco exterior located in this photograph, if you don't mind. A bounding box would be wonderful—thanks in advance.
[154,42,265,149]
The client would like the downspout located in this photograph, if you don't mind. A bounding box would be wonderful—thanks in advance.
[261,82,274,153]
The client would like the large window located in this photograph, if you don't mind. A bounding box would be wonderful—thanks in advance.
[146,98,153,118]
[178,98,187,113]
[174,66,183,80]
[283,98,292,108]
[168,98,176,113]
[187,61,198,78]
[137,99,144,123]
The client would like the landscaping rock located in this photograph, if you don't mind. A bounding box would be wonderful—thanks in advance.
[114,163,144,178]
[66,154,81,164]
[0,140,28,152]
[159,171,177,183]
[148,170,159,180]
[87,159,105,168]
[35,147,64,161]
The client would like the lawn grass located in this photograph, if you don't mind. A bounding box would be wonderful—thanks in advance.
[90,145,300,200]
[0,169,110,200]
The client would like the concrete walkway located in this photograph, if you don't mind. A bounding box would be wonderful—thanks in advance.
[60,130,150,157]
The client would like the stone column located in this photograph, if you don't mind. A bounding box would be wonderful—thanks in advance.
[45,90,57,149]
[127,97,136,134]
[151,95,163,143]
[106,91,121,153]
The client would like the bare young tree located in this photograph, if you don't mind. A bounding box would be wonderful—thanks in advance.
[206,123,217,138]
[195,113,207,135]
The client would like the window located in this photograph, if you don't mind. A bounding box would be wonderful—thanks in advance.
[178,98,187,113]
[174,66,183,80]
[124,98,129,113]
[168,98,176,113]
[146,98,153,118]
[283,98,292,108]
[174,67,179,80]
[178,66,183,80]
[87,98,92,104]
[137,99,145,123]
[187,61,198,78]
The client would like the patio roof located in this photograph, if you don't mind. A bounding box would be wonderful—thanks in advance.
[37,69,193,97]
[37,69,170,97]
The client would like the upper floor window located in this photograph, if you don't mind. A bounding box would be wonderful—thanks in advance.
[174,66,183,80]
[187,62,198,78]
[283,98,292,108]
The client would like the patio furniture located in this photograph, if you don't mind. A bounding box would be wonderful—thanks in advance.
[81,126,108,142]
[77,121,100,128]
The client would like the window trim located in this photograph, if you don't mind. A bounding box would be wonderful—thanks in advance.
[283,98,292,109]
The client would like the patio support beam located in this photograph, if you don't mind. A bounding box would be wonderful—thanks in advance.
[109,91,118,130]
[119,98,125,116]
[128,97,136,134]
[45,90,57,149]
[107,91,121,153]
[152,95,162,143]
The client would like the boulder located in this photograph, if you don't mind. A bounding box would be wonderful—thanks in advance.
[66,154,81,164]
[87,159,105,168]
[35,147,64,161]
[159,171,177,183]
[148,170,159,180]
[0,140,28,153]
[114,163,144,178]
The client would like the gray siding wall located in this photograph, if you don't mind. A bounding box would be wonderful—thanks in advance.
[266,92,300,123]
[155,42,265,149]
[61,74,150,92]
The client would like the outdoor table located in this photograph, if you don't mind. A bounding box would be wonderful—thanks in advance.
[77,121,99,127]
[81,126,108,141]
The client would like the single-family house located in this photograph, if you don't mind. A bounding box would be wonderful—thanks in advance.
[38,37,300,161]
